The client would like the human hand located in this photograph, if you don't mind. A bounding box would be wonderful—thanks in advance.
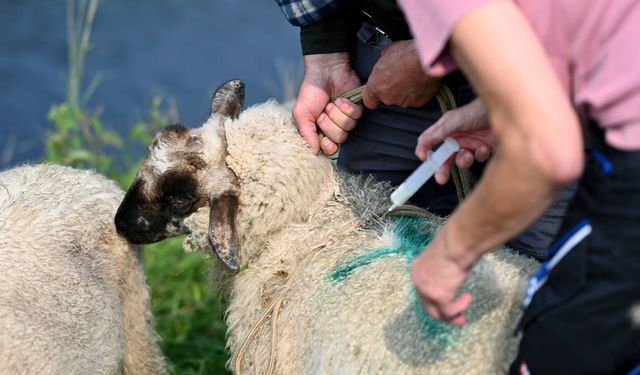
[363,40,441,110]
[415,98,495,184]
[411,226,473,326]
[293,53,363,155]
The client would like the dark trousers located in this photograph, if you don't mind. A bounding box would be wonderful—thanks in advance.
[510,129,640,374]
[340,23,574,259]
[339,23,474,216]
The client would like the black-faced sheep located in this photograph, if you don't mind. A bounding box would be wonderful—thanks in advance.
[115,80,539,374]
[0,164,166,374]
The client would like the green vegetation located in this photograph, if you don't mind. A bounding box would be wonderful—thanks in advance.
[44,1,231,373]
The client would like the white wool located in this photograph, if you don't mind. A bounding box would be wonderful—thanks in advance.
[0,164,166,375]
[178,101,539,374]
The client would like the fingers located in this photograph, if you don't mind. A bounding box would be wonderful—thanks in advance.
[435,157,453,185]
[455,149,475,169]
[325,98,362,131]
[317,112,348,144]
[416,119,450,160]
[362,86,382,110]
[316,98,362,155]
[474,145,491,162]
[320,135,339,156]
[420,292,473,326]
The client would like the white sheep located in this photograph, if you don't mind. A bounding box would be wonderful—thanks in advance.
[115,80,539,374]
[0,164,166,375]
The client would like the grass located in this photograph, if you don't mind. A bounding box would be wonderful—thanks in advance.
[144,239,231,374]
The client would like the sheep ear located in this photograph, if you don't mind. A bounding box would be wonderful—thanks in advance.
[208,194,240,271]
[209,80,244,120]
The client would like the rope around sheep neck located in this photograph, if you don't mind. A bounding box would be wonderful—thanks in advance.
[234,297,283,375]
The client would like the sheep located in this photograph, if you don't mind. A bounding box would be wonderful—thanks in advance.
[115,80,539,374]
[0,164,166,375]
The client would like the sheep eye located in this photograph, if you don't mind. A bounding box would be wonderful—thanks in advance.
[164,195,194,215]
[171,196,190,207]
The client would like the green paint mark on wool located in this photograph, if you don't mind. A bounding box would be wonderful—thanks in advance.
[328,216,460,348]
[329,246,400,282]
[329,216,435,281]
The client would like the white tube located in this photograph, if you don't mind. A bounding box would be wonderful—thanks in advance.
[388,137,460,211]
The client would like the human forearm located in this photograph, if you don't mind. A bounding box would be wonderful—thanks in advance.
[300,7,359,55]
[442,133,565,267]
[431,1,585,266]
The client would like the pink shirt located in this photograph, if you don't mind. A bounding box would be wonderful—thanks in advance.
[398,0,640,150]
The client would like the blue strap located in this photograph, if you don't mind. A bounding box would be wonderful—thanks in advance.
[628,363,640,375]
[545,218,591,260]
[592,148,613,176]
[523,219,592,308]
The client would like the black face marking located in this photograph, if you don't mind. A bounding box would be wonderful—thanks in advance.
[114,171,205,244]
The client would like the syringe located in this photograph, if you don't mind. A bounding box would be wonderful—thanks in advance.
[388,137,460,212]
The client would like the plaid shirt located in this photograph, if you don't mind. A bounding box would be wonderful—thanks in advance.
[275,0,342,27]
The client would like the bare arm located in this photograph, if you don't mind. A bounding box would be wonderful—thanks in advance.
[411,1,584,325]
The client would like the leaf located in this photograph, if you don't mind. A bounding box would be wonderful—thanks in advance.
[67,148,94,162]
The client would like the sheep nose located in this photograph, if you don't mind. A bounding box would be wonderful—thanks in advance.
[114,212,131,237]
[114,206,145,238]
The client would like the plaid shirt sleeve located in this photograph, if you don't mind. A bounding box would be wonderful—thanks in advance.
[275,0,342,27]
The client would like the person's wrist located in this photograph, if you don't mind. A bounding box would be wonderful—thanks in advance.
[303,53,351,74]
[437,220,478,271]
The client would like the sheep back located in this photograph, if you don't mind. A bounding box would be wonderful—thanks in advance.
[308,215,537,374]
[222,195,538,374]
[0,164,165,375]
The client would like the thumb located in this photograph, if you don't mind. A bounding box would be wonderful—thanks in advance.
[362,86,381,110]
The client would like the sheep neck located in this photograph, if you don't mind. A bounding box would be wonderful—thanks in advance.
[223,107,340,264]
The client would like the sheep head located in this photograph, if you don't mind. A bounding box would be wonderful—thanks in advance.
[115,80,244,271]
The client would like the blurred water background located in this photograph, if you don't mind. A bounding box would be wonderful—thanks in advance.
[0,0,302,168]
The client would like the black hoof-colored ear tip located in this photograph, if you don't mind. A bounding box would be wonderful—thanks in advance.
[210,79,245,119]
[214,247,240,271]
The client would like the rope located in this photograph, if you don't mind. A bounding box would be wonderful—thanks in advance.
[385,204,440,220]
[434,84,473,200]
[338,84,473,200]
[234,219,360,375]
[234,297,283,375]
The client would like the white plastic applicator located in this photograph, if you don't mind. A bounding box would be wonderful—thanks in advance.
[388,137,460,212]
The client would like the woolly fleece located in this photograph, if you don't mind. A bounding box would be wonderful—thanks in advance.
[181,101,540,374]
[0,164,166,375]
